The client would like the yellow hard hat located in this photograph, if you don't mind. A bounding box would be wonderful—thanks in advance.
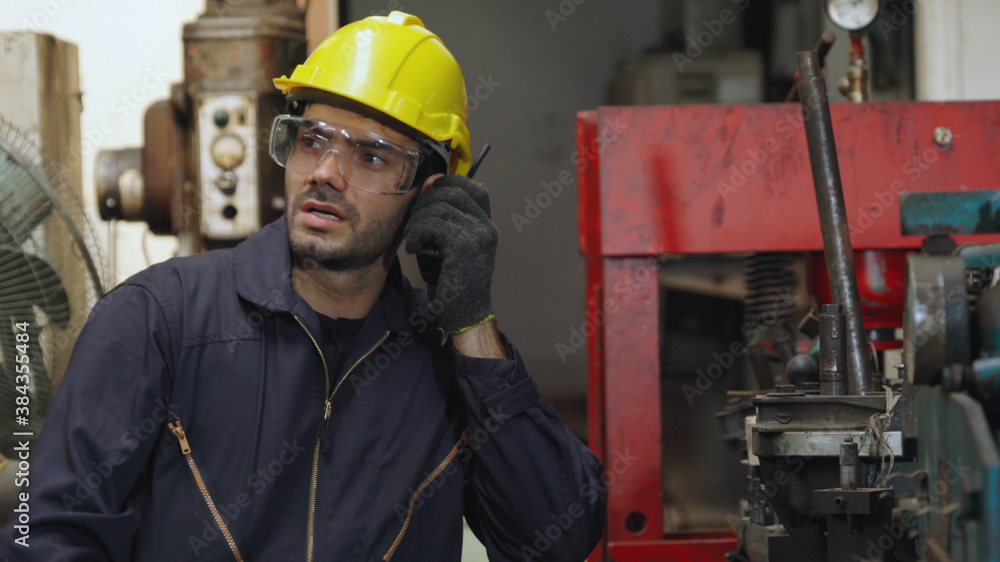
[273,11,471,175]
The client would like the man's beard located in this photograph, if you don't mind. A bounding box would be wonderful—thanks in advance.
[286,186,407,271]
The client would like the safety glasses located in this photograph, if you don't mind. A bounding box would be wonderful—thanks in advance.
[269,115,423,194]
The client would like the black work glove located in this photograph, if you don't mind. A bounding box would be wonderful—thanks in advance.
[404,175,498,335]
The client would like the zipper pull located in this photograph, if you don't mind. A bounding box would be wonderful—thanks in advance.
[169,420,192,455]
[321,399,334,455]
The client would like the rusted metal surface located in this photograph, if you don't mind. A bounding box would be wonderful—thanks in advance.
[580,108,736,560]
[578,111,604,463]
[595,102,1000,255]
[818,304,847,396]
[606,532,738,561]
[600,256,662,545]
[785,31,836,103]
[182,11,305,237]
[142,100,187,235]
[577,112,609,562]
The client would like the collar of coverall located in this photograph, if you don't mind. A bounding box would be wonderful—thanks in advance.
[233,215,418,337]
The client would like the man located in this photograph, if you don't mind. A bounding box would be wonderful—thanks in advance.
[0,11,604,561]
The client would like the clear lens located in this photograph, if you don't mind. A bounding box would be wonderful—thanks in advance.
[269,115,421,194]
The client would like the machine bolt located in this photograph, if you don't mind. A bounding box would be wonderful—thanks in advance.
[834,496,845,506]
[776,408,793,424]
[933,126,953,147]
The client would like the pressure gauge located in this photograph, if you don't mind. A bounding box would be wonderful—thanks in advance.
[826,0,878,31]
[211,133,246,170]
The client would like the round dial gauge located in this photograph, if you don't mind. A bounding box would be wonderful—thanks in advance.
[211,133,245,170]
[827,0,879,31]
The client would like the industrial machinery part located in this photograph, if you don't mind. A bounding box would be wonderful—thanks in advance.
[900,191,1000,235]
[797,50,873,396]
[784,31,836,103]
[839,32,871,103]
[818,304,847,396]
[824,0,877,103]
[744,253,797,340]
[96,0,306,251]
[744,252,798,385]
[577,90,1000,562]
[825,0,878,31]
[904,255,970,385]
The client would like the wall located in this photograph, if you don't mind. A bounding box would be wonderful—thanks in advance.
[916,0,1000,101]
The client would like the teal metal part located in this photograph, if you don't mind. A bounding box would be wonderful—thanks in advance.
[900,191,1000,236]
[958,244,1000,269]
[914,386,1000,561]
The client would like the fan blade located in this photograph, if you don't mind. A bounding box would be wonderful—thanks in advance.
[0,245,70,328]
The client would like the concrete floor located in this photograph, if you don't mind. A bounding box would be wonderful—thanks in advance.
[462,520,489,561]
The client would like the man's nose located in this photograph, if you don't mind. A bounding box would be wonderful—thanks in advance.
[308,149,348,191]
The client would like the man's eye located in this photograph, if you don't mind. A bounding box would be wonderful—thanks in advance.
[301,136,324,150]
[361,152,387,166]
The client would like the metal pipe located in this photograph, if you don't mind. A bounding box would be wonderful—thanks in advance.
[839,438,859,490]
[796,50,873,395]
[785,31,836,103]
[819,304,847,396]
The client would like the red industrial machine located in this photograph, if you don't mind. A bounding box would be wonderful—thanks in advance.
[577,99,1000,561]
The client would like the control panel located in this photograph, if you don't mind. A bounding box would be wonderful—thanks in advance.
[197,93,260,239]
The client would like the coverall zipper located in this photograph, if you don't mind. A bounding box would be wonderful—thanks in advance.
[382,432,468,561]
[294,314,389,562]
[168,417,245,562]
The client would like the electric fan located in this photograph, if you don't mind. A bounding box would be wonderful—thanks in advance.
[0,116,106,459]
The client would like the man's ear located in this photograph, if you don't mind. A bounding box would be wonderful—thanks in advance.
[403,172,447,220]
[419,173,446,194]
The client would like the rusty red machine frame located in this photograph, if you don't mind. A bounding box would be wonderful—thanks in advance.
[577,101,1000,561]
